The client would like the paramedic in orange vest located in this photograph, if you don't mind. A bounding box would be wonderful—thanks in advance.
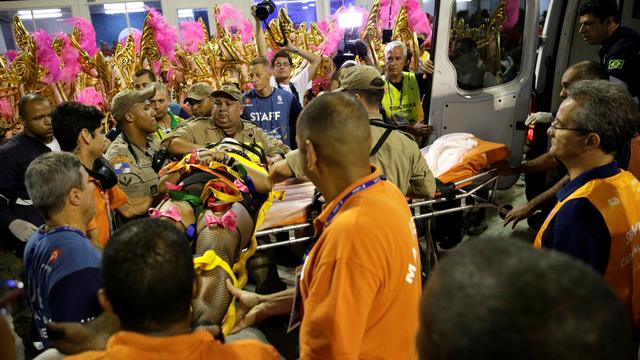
[227,92,422,359]
[534,80,640,331]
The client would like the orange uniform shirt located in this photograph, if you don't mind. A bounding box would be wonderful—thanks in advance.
[87,177,128,247]
[66,330,280,360]
[300,166,422,359]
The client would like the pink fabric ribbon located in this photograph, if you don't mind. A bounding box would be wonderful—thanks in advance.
[166,182,184,191]
[233,179,249,193]
[205,210,237,232]
[148,205,182,222]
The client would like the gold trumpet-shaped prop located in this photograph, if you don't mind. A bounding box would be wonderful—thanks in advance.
[264,8,329,79]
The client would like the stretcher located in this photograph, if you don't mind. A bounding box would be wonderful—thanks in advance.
[254,135,513,252]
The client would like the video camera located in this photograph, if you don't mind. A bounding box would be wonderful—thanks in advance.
[253,0,276,21]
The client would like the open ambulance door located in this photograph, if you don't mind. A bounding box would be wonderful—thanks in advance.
[427,0,540,187]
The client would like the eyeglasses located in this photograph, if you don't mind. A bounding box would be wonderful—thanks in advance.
[549,120,592,133]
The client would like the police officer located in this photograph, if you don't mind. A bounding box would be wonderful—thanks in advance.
[0,94,59,255]
[105,86,160,218]
[164,84,290,162]
[578,0,640,101]
[183,82,215,120]
[272,65,436,200]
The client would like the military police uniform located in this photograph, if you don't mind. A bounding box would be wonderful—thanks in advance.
[600,26,640,100]
[105,134,161,198]
[165,117,290,157]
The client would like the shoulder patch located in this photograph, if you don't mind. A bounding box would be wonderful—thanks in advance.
[608,59,625,70]
[114,162,132,175]
[110,156,133,165]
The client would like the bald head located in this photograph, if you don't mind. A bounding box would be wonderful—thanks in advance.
[297,92,371,167]
[560,61,608,99]
[419,238,635,360]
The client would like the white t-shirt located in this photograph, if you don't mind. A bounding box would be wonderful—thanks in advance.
[46,138,61,152]
[270,66,311,107]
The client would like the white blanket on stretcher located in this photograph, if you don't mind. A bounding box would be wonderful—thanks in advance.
[423,133,478,177]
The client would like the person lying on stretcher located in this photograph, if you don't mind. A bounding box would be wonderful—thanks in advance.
[43,139,276,354]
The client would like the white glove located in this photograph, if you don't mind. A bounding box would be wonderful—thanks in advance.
[525,112,553,127]
[8,219,38,242]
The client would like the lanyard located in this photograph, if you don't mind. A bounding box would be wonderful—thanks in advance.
[323,176,383,228]
[304,175,384,265]
[386,73,404,111]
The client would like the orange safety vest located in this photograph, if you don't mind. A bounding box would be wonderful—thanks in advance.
[535,170,640,329]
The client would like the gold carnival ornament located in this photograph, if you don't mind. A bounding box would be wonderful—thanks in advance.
[393,2,421,72]
[264,8,328,80]
[450,0,507,72]
[111,33,138,91]
[362,0,386,69]
[1,2,437,124]
[139,16,162,69]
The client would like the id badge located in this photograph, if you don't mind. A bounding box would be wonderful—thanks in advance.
[287,266,304,332]
[393,114,409,126]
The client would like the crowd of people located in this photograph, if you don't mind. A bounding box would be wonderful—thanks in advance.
[1,0,640,359]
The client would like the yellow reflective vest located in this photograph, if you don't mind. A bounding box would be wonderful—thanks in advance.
[382,71,424,125]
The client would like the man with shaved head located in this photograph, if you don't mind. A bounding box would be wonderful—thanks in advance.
[227,92,422,359]
[418,238,635,360]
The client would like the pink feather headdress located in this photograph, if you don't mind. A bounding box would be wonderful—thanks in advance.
[33,30,61,84]
[503,0,520,30]
[58,34,82,83]
[378,0,401,29]
[66,17,99,57]
[406,0,432,35]
[316,16,345,57]
[4,50,19,64]
[146,7,178,60]
[216,3,254,44]
[0,98,13,118]
[180,20,206,54]
[75,87,106,109]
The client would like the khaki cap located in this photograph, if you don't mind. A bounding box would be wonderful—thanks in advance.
[184,82,214,103]
[211,84,243,102]
[335,65,385,92]
[111,86,155,122]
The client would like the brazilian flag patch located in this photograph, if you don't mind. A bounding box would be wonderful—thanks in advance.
[608,59,625,70]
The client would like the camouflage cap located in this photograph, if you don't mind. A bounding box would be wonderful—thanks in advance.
[111,86,155,122]
[184,82,214,103]
[211,84,243,102]
[335,65,386,92]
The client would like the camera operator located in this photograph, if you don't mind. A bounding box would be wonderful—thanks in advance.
[252,0,322,107]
